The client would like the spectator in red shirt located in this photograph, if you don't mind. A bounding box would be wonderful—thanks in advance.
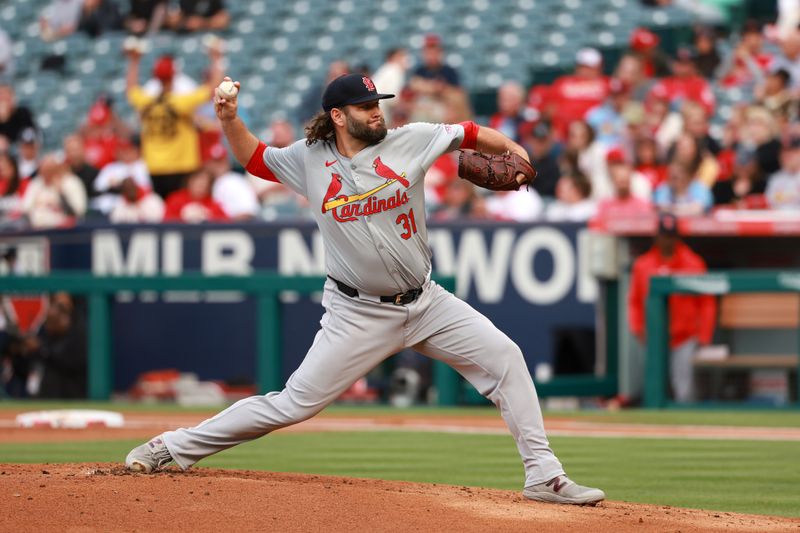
[635,136,668,189]
[628,213,717,402]
[525,84,549,123]
[80,99,126,170]
[628,27,671,79]
[648,48,716,117]
[719,20,774,88]
[163,167,228,223]
[596,147,653,212]
[547,48,609,139]
[423,153,458,208]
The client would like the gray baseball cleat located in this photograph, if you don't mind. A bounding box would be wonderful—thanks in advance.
[523,475,605,505]
[125,435,173,473]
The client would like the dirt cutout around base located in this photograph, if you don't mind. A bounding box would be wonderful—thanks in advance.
[1,464,797,533]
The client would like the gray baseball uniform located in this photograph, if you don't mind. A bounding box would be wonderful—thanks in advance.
[162,123,566,487]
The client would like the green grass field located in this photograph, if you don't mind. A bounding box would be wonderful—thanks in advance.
[1,402,799,518]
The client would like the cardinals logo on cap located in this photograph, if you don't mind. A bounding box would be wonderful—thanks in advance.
[362,77,376,92]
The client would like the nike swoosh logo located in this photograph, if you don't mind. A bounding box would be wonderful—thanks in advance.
[325,160,337,167]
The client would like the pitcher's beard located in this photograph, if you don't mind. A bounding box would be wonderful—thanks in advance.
[345,114,388,144]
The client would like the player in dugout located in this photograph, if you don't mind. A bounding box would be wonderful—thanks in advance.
[628,213,717,403]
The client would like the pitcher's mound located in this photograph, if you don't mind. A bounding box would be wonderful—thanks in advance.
[0,463,796,532]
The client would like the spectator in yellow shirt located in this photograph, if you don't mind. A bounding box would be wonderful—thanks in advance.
[125,45,222,198]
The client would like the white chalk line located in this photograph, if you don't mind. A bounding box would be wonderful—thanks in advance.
[2,416,799,441]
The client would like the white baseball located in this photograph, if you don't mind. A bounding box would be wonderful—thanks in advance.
[217,80,238,99]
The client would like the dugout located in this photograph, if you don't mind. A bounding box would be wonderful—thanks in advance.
[591,213,800,407]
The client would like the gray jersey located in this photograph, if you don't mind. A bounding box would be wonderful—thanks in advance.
[132,106,590,499]
[264,122,465,295]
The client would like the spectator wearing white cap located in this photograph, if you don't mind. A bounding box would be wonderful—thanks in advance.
[646,48,716,118]
[546,47,609,140]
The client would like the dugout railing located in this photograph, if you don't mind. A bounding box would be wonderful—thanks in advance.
[0,272,619,403]
[0,273,462,402]
[645,270,800,408]
[0,272,450,405]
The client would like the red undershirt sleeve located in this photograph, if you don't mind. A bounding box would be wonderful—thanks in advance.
[245,142,278,182]
[459,121,479,150]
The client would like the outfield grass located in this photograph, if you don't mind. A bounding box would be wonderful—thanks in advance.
[2,400,800,427]
[0,431,798,518]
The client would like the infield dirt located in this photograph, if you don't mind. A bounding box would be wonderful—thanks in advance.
[2,463,799,533]
[2,411,799,531]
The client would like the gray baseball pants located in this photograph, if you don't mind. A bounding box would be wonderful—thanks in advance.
[163,279,565,487]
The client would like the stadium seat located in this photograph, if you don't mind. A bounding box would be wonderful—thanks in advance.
[0,0,772,154]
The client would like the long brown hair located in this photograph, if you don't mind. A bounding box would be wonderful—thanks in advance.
[305,111,336,146]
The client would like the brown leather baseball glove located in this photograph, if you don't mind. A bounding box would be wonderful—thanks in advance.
[457,150,537,191]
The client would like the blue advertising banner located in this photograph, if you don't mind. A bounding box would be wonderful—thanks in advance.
[1,222,596,390]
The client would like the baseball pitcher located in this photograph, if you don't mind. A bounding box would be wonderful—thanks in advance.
[125,73,605,505]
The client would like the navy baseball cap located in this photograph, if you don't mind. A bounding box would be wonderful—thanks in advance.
[322,74,394,112]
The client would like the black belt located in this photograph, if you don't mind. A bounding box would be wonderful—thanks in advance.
[328,276,423,305]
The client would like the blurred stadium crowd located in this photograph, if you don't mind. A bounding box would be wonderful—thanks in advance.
[0,0,794,230]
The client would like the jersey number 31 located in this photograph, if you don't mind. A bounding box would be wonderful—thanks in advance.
[395,209,418,240]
